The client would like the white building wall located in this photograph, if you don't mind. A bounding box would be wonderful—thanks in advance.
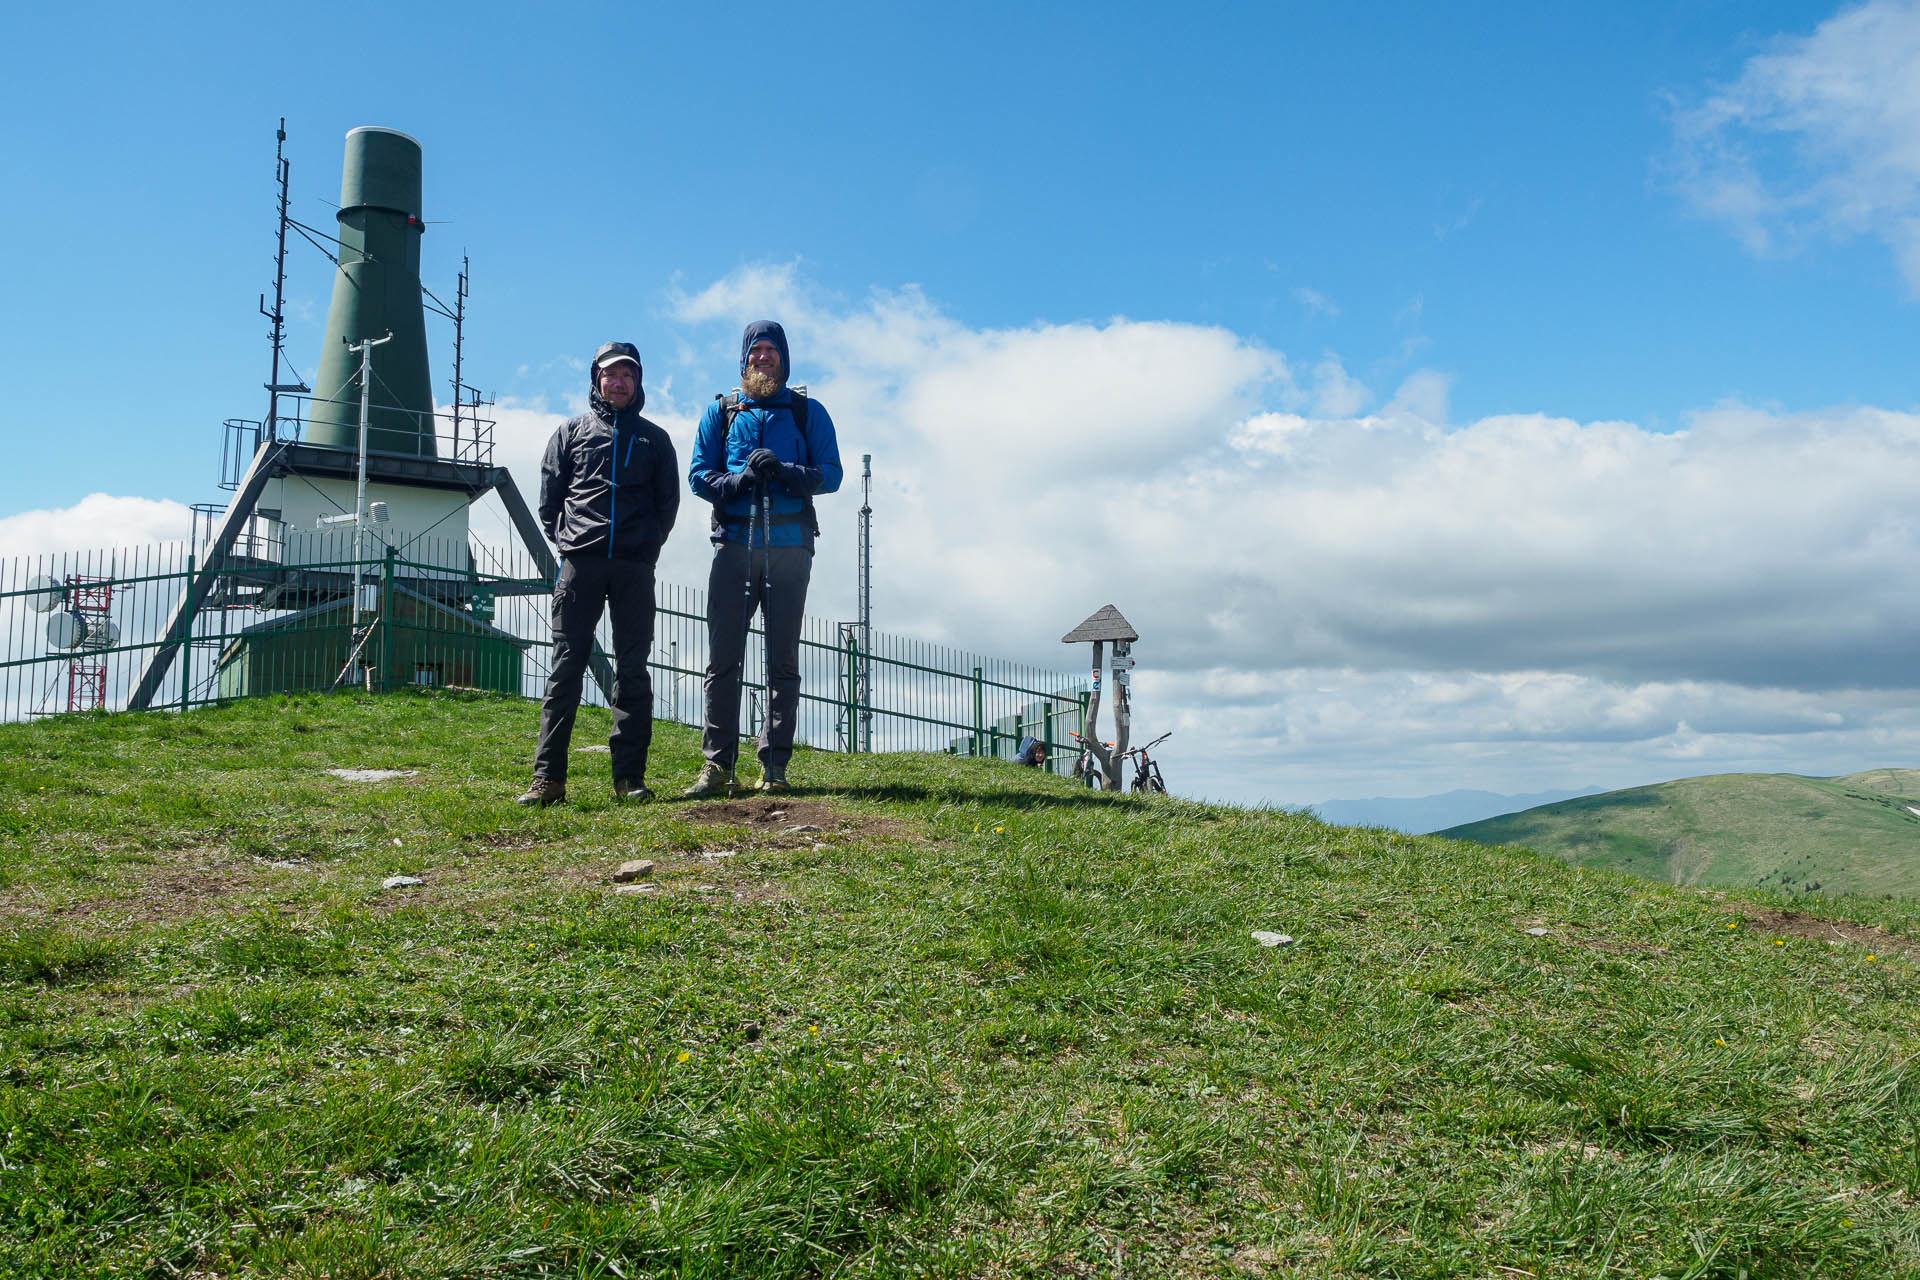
[254,476,470,575]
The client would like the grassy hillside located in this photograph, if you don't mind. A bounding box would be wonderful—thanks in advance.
[4,693,1920,1278]
[1443,771,1920,899]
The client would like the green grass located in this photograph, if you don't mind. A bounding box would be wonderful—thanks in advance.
[3,690,1920,1277]
[1444,770,1920,899]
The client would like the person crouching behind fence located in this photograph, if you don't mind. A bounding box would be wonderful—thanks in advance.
[518,341,680,807]
[683,321,842,797]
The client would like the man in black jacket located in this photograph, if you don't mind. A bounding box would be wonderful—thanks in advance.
[519,341,680,806]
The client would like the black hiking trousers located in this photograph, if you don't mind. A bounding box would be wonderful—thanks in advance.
[701,541,812,774]
[534,554,656,784]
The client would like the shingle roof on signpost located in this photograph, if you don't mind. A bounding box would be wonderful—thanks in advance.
[1061,604,1139,644]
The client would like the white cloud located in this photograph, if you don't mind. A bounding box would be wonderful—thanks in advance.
[1310,355,1371,418]
[660,263,1920,803]
[16,262,1920,807]
[1293,286,1340,318]
[0,494,193,563]
[1670,0,1920,289]
[1434,197,1483,241]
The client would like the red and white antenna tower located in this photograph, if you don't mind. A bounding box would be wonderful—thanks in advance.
[64,577,113,712]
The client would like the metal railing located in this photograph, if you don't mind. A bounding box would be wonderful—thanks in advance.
[0,538,1088,771]
[221,392,496,490]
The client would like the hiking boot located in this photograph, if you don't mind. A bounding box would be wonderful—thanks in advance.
[752,766,790,794]
[613,778,654,803]
[681,762,734,799]
[516,777,566,807]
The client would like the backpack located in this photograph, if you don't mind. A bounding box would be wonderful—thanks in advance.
[713,387,820,539]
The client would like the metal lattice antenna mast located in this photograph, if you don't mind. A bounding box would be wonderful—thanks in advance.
[858,453,873,751]
[450,254,469,457]
[259,118,307,440]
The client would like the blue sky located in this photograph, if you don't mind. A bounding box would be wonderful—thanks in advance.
[4,1,1919,806]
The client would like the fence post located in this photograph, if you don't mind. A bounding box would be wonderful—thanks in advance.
[843,629,858,753]
[972,665,984,757]
[178,553,195,710]
[379,546,396,693]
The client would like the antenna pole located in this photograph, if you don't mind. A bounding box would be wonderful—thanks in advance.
[347,331,394,631]
[451,254,468,458]
[857,453,872,751]
[261,118,293,441]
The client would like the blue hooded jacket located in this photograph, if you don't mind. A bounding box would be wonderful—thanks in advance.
[688,321,843,548]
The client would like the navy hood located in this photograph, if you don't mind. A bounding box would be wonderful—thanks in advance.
[739,320,790,378]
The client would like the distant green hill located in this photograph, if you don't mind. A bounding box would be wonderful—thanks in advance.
[1443,769,1920,898]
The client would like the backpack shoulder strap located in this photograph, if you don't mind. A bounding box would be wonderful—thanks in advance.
[719,388,806,432]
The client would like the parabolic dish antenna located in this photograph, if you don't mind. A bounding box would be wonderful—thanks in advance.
[45,611,87,650]
[25,575,63,613]
[83,619,121,651]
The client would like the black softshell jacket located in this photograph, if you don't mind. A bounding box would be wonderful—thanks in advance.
[539,393,680,562]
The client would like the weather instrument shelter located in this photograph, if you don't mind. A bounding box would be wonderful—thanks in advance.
[215,585,526,699]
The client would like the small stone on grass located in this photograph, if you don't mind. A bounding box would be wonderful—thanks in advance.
[382,875,423,890]
[1252,931,1294,947]
[614,859,655,883]
[1525,926,1551,937]
[614,883,657,896]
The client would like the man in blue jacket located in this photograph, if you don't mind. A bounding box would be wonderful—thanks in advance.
[684,320,842,796]
[519,341,679,807]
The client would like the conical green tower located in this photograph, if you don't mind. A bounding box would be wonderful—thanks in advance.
[305,127,435,456]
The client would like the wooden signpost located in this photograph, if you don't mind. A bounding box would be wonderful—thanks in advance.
[1062,604,1138,791]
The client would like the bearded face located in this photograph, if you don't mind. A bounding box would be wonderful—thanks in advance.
[742,339,786,399]
[741,366,785,399]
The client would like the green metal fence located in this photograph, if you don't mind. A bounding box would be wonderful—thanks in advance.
[0,537,1088,772]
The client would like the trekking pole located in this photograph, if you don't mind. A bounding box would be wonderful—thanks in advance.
[740,481,762,759]
[758,476,775,757]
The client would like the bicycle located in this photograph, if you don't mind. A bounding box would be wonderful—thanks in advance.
[1124,731,1171,794]
[1066,731,1106,787]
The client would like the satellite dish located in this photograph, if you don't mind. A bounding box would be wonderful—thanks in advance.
[83,619,121,651]
[25,575,63,613]
[45,611,88,650]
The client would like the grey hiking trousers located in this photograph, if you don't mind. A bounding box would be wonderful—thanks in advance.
[702,541,812,773]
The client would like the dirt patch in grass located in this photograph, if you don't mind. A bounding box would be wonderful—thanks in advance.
[0,846,278,926]
[1728,903,1920,954]
[465,831,557,852]
[540,846,794,905]
[679,795,913,841]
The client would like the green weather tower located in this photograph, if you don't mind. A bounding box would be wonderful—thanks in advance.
[305,127,435,456]
[129,120,611,712]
